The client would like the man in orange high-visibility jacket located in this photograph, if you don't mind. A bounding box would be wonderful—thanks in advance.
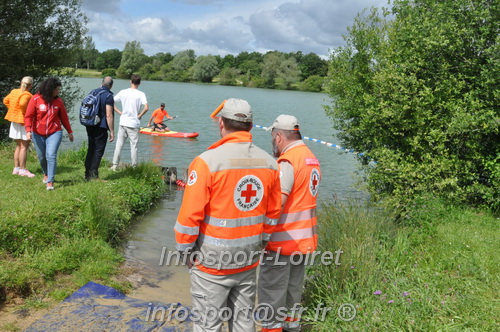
[258,115,321,332]
[174,98,281,331]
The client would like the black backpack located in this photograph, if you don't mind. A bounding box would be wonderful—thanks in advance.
[79,89,107,126]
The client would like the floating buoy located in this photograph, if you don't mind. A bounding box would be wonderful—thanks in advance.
[253,124,363,156]
[210,100,226,118]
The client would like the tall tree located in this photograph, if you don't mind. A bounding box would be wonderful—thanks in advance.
[95,49,123,71]
[326,1,499,211]
[192,55,220,83]
[151,52,174,70]
[219,67,240,86]
[299,52,328,79]
[82,36,98,69]
[276,58,301,90]
[261,51,286,88]
[219,54,235,69]
[0,0,87,139]
[116,41,146,78]
[164,50,196,82]
[235,51,263,68]
[238,60,261,78]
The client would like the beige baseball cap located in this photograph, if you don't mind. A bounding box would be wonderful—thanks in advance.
[267,114,300,131]
[220,98,253,122]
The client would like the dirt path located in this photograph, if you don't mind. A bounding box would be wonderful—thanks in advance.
[0,301,51,331]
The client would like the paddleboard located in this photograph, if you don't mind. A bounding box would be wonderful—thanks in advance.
[139,128,199,138]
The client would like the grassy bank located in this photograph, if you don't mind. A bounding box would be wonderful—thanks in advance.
[304,199,499,330]
[0,143,166,315]
[73,68,102,78]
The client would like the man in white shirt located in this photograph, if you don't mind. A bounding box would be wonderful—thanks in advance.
[111,74,148,169]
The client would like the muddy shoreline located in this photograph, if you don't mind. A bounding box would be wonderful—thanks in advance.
[0,246,190,331]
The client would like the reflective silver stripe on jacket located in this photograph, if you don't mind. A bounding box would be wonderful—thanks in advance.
[203,215,271,228]
[198,233,262,247]
[174,222,200,236]
[176,242,195,251]
[270,225,318,242]
[278,208,316,224]
[266,218,278,226]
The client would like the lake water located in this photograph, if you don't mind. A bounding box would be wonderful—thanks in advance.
[66,77,364,304]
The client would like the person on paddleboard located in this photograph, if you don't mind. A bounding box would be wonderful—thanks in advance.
[147,102,174,132]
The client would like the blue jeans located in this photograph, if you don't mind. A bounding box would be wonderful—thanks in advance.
[33,131,63,183]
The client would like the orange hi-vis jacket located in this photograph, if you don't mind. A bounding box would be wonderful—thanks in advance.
[3,89,33,124]
[266,142,321,255]
[174,131,281,275]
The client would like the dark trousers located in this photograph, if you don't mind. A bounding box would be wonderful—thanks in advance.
[85,126,108,179]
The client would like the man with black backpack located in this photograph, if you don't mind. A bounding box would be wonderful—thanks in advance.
[83,76,115,180]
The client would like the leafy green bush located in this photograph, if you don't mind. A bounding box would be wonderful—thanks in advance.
[299,75,325,92]
[326,0,499,213]
[101,68,116,77]
[219,67,239,86]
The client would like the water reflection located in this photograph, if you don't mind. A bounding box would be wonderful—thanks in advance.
[151,136,167,165]
[125,187,192,304]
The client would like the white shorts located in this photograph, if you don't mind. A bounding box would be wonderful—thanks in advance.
[9,122,28,140]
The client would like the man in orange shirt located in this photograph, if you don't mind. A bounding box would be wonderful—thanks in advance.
[147,102,173,132]
[174,98,281,331]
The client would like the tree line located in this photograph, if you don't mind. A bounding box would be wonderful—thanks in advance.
[77,40,329,92]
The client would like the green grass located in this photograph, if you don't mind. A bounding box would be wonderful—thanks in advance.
[0,142,166,305]
[73,68,102,78]
[304,199,499,330]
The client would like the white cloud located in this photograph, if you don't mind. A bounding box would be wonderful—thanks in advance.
[82,0,390,57]
[181,16,254,55]
[249,0,387,55]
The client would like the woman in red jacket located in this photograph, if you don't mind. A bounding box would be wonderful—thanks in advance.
[25,78,74,190]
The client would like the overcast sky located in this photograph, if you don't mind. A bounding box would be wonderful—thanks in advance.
[82,0,389,58]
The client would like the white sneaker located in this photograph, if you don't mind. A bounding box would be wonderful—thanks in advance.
[110,165,118,171]
[19,169,35,178]
[12,167,20,175]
